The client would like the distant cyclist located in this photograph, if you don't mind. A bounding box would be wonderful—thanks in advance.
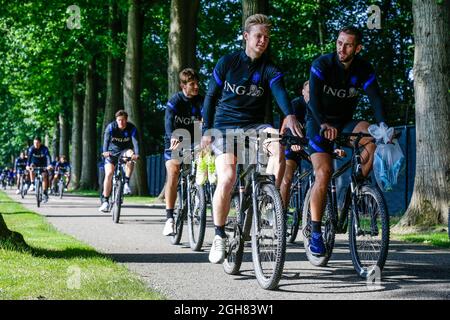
[280,80,309,209]
[14,151,29,194]
[26,137,52,203]
[306,26,387,256]
[54,155,72,191]
[99,109,140,212]
[162,68,203,236]
[48,156,59,194]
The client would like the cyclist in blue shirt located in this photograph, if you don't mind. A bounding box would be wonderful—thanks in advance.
[14,151,29,194]
[48,156,59,194]
[280,80,309,209]
[26,137,52,202]
[201,14,303,264]
[99,110,140,212]
[162,68,203,236]
[306,26,387,256]
[54,155,72,191]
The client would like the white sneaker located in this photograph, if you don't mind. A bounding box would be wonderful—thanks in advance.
[162,218,175,236]
[123,183,131,195]
[98,201,109,212]
[16,189,20,194]
[29,184,35,191]
[209,235,226,264]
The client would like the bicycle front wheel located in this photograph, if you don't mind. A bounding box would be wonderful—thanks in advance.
[59,180,64,199]
[251,183,286,290]
[112,179,123,224]
[348,184,389,279]
[187,184,207,251]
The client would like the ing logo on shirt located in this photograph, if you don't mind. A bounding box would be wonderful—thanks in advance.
[175,115,197,126]
[323,85,358,98]
[224,80,264,97]
[111,137,131,143]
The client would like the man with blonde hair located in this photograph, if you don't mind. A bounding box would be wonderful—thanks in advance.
[201,13,303,264]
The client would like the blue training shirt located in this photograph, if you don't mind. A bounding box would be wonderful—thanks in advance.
[308,52,386,125]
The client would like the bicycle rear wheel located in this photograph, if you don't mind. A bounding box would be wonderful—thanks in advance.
[251,183,286,290]
[171,186,186,245]
[302,186,335,267]
[112,179,123,223]
[35,179,41,208]
[348,184,389,279]
[187,184,207,251]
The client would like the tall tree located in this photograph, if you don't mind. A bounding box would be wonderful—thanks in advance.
[102,1,122,139]
[396,0,450,229]
[51,120,60,161]
[71,71,84,189]
[167,0,200,98]
[59,100,69,158]
[123,0,148,195]
[80,58,98,189]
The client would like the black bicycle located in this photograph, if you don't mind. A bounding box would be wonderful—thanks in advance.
[222,135,286,290]
[32,167,47,208]
[169,147,207,252]
[299,132,393,278]
[109,155,134,224]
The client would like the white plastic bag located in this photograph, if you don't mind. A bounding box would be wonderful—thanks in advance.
[368,123,405,192]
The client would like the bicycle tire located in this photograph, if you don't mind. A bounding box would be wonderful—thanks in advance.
[112,179,123,224]
[36,179,41,208]
[223,194,246,275]
[287,182,309,244]
[251,183,286,290]
[187,184,207,251]
[348,184,389,279]
[302,186,335,267]
[171,187,186,245]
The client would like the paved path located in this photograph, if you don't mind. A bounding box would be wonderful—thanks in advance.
[5,189,450,300]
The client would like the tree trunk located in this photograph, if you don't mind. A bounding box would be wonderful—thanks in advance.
[123,0,148,195]
[0,213,27,248]
[241,0,272,124]
[59,105,69,158]
[71,71,84,189]
[396,0,450,231]
[51,119,60,161]
[317,0,324,53]
[80,58,98,190]
[102,1,122,140]
[167,0,200,98]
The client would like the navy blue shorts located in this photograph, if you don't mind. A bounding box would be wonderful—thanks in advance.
[305,117,360,155]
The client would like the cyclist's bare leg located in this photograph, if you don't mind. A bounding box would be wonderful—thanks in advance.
[213,153,237,227]
[310,153,333,222]
[124,149,135,178]
[263,127,285,188]
[103,163,115,198]
[65,173,71,188]
[165,160,181,210]
[280,159,298,209]
[352,121,376,177]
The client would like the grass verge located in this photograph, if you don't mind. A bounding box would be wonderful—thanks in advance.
[67,189,160,204]
[0,191,165,300]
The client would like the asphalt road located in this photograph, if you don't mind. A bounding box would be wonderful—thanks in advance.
[5,189,450,300]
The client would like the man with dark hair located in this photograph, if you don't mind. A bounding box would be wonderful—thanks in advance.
[306,26,387,256]
[163,68,203,236]
[99,109,140,212]
[26,137,52,202]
